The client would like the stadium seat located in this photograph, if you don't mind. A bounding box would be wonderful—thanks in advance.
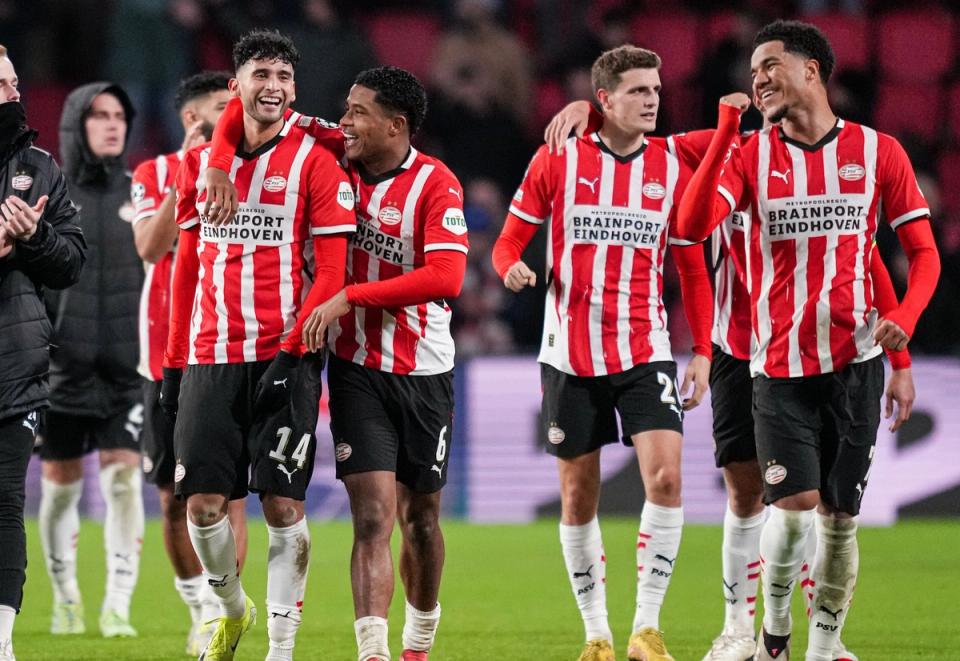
[22,83,70,156]
[876,10,957,83]
[630,13,702,81]
[365,10,441,81]
[808,13,870,72]
[938,150,960,212]
[873,83,942,143]
[947,82,960,141]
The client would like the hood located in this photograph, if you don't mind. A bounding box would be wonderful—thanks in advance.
[59,82,135,186]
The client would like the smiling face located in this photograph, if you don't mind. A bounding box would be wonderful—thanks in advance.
[597,67,661,135]
[232,57,295,126]
[84,92,126,158]
[339,84,398,164]
[751,40,817,124]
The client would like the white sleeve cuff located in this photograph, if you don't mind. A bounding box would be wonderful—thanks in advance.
[889,208,930,230]
[508,205,544,225]
[311,224,356,235]
[424,242,469,254]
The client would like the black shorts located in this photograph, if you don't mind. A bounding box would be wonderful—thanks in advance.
[37,404,143,461]
[540,361,684,459]
[141,379,176,484]
[710,346,757,468]
[753,356,883,515]
[328,354,454,494]
[173,353,323,501]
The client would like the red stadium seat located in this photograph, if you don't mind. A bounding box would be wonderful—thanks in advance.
[365,11,441,81]
[947,82,960,141]
[938,150,960,212]
[876,10,957,83]
[873,83,942,143]
[23,83,70,156]
[630,13,702,81]
[807,13,870,72]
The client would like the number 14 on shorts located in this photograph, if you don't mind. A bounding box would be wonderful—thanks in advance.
[270,426,311,469]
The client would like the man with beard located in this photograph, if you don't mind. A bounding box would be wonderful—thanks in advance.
[0,44,85,661]
[127,71,248,656]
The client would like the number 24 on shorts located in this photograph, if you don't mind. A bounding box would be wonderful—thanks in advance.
[269,426,311,469]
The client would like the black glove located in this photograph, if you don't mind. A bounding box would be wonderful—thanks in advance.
[254,350,299,415]
[159,367,183,421]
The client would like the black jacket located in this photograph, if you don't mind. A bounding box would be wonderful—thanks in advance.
[45,82,143,418]
[0,102,85,424]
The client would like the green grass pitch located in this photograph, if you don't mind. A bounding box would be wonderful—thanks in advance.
[12,518,959,659]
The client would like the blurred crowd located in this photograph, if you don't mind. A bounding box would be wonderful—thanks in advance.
[2,0,958,356]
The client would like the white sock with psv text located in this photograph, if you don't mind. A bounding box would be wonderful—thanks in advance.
[99,463,144,619]
[721,505,765,635]
[355,616,390,661]
[38,477,83,604]
[174,575,206,624]
[187,516,246,619]
[759,506,815,636]
[559,517,612,643]
[402,601,441,653]
[806,516,858,661]
[266,518,310,658]
[633,502,683,632]
[799,519,819,618]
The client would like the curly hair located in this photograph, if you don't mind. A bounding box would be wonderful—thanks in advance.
[354,66,428,136]
[232,29,300,73]
[591,45,661,94]
[753,20,835,85]
[174,71,231,110]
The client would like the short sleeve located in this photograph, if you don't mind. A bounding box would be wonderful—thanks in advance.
[876,134,930,229]
[666,129,715,169]
[131,159,162,225]
[175,149,201,230]
[305,153,357,236]
[301,116,347,160]
[422,169,469,255]
[508,145,553,225]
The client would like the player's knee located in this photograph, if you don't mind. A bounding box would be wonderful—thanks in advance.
[401,510,440,548]
[352,501,393,543]
[186,495,227,526]
[645,466,682,503]
[728,484,764,517]
[261,496,301,528]
[100,463,141,500]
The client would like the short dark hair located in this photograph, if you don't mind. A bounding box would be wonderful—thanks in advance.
[174,71,231,110]
[591,45,661,94]
[354,66,428,136]
[753,19,835,85]
[232,29,300,73]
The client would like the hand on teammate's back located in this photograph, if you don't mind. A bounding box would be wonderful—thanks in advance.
[159,367,183,420]
[302,289,351,353]
[253,350,300,416]
[680,354,710,411]
[503,260,536,292]
[202,167,237,227]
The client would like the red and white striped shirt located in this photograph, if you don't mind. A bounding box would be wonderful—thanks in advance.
[175,113,356,365]
[329,148,469,375]
[720,120,929,377]
[710,206,753,361]
[509,134,693,377]
[129,150,182,380]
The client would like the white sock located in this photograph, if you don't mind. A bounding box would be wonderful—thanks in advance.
[759,507,815,636]
[200,582,220,623]
[187,517,246,619]
[800,519,819,618]
[174,575,206,624]
[559,517,611,643]
[38,477,83,604]
[0,604,14,642]
[721,505,765,636]
[266,518,310,656]
[402,601,441,652]
[633,502,683,632]
[806,516,858,661]
[99,463,144,619]
[355,616,390,661]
